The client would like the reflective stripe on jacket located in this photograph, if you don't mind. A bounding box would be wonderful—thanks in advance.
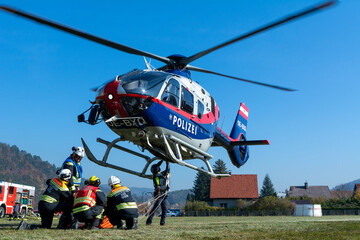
[40,195,58,203]
[116,202,137,211]
[107,186,137,212]
[108,187,129,198]
[51,178,69,191]
[73,205,91,214]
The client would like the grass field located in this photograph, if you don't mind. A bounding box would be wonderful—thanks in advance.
[1,215,360,240]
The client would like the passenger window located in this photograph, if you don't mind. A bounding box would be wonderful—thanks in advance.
[197,101,204,119]
[9,186,14,195]
[161,78,180,107]
[0,186,2,194]
[181,87,194,114]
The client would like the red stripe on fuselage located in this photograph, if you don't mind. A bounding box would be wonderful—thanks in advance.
[217,126,242,141]
[96,85,219,125]
[155,99,218,124]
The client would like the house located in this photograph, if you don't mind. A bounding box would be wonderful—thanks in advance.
[286,181,332,199]
[331,190,353,199]
[352,183,360,197]
[210,174,258,208]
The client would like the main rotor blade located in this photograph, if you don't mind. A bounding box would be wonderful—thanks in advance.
[186,65,296,91]
[181,0,336,66]
[0,6,171,65]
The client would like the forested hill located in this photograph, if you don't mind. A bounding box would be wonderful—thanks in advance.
[0,143,58,204]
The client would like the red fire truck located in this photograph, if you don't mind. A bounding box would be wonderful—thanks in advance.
[0,181,35,218]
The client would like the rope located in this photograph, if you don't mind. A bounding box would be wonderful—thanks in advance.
[137,192,167,223]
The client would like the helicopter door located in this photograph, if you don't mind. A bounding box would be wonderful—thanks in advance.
[180,86,194,114]
[161,78,180,107]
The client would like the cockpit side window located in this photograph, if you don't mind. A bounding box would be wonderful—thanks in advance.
[197,101,204,119]
[161,78,180,107]
[181,86,194,114]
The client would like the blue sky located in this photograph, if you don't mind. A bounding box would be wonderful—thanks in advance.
[1,0,359,193]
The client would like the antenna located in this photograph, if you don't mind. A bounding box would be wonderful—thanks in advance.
[143,57,153,70]
[220,116,226,130]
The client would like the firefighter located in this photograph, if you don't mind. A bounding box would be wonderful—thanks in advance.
[18,169,74,230]
[9,202,20,221]
[106,176,138,230]
[61,146,84,191]
[72,176,106,229]
[146,160,170,226]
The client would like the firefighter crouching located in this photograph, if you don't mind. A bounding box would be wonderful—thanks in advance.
[72,176,106,229]
[106,176,138,230]
[38,169,74,229]
[17,169,74,230]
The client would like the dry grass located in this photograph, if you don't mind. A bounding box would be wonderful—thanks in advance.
[1,215,360,239]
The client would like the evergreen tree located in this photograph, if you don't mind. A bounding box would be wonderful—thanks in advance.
[213,159,228,174]
[191,159,228,201]
[192,171,210,201]
[186,193,195,201]
[260,174,277,198]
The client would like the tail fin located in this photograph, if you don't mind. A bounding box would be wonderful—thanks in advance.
[213,103,269,168]
[229,103,248,140]
[228,103,249,167]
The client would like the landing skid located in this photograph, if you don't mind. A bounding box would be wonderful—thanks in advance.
[81,135,231,179]
[82,137,156,179]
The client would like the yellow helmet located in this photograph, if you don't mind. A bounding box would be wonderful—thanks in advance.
[87,175,101,186]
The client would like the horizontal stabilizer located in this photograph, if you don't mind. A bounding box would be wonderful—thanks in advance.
[230,140,270,146]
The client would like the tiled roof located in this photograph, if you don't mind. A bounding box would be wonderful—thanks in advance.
[287,185,332,199]
[331,190,353,199]
[210,174,258,199]
[354,184,360,192]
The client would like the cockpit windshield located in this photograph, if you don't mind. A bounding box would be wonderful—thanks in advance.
[120,71,168,97]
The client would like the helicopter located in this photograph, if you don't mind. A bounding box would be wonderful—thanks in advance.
[0,1,335,179]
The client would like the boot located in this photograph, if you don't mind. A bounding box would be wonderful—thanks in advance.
[132,218,138,230]
[17,220,31,230]
[71,219,80,229]
[117,221,125,229]
[90,218,101,230]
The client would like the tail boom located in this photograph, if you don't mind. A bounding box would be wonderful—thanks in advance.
[213,103,269,168]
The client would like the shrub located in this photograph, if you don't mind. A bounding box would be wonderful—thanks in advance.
[236,199,252,210]
[184,201,223,211]
[248,196,293,212]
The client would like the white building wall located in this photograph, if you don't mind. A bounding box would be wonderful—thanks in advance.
[212,199,238,208]
[294,204,322,217]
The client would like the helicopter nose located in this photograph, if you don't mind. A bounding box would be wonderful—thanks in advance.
[96,80,127,117]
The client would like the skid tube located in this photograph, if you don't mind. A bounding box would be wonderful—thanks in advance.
[81,137,160,179]
[162,135,231,179]
[81,134,231,179]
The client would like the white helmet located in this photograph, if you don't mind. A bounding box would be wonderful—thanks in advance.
[108,176,120,186]
[72,146,85,158]
[58,169,71,181]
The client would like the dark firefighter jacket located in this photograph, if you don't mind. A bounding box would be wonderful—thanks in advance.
[106,186,138,216]
[39,178,73,204]
[153,163,170,195]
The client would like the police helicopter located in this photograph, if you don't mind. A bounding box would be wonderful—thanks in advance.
[0,1,335,179]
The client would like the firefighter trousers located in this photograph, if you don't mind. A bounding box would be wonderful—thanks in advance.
[107,210,138,229]
[73,205,104,228]
[146,195,168,225]
[38,201,72,229]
